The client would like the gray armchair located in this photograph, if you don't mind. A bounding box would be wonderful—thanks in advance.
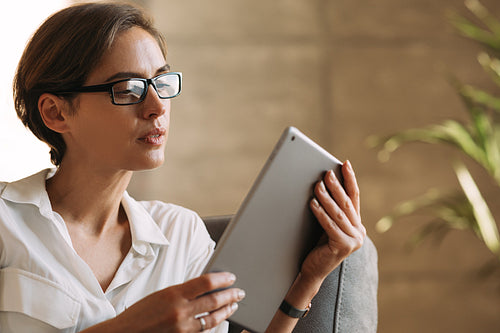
[202,216,378,333]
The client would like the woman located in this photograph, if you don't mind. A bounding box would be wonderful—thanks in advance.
[0,2,366,332]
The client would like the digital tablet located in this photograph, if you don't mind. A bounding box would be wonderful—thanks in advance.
[203,126,343,333]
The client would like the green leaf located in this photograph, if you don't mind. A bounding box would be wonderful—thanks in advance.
[370,115,500,185]
[375,181,500,260]
[449,13,500,50]
[477,53,500,87]
[459,84,500,112]
[454,163,500,257]
[407,220,452,249]
[448,0,500,51]
[375,189,473,234]
[465,0,500,37]
[371,121,489,169]
[372,1,500,267]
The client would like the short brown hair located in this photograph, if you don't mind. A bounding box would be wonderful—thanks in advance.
[13,2,167,166]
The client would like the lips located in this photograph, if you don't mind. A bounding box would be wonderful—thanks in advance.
[138,127,167,145]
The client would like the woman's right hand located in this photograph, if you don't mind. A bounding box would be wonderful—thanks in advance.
[83,272,245,333]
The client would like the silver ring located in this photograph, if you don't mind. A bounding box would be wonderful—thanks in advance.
[199,316,206,331]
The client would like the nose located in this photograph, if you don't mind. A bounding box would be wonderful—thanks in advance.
[140,84,169,119]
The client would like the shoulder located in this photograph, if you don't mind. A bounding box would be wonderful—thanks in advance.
[0,169,54,205]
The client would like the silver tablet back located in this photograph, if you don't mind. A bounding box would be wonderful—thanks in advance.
[203,126,343,333]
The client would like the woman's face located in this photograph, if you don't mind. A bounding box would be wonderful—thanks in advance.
[61,27,171,172]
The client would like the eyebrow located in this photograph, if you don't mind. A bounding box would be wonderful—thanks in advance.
[104,64,171,82]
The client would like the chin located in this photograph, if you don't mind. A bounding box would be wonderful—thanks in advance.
[128,153,165,171]
[138,159,164,171]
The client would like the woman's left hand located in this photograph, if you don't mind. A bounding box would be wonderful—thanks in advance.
[258,160,366,333]
[301,160,366,285]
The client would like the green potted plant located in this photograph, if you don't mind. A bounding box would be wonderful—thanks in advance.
[369,0,500,271]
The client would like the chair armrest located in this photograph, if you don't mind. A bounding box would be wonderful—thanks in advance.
[203,215,233,243]
[293,237,378,333]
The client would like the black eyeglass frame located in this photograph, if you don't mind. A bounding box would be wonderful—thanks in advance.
[51,72,182,105]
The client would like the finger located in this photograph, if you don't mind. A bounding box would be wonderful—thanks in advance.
[314,180,359,237]
[310,198,366,253]
[181,272,236,300]
[196,302,239,332]
[342,160,360,215]
[310,196,355,241]
[192,287,245,316]
[194,313,209,333]
[322,169,360,227]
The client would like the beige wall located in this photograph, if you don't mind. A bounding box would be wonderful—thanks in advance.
[127,0,500,331]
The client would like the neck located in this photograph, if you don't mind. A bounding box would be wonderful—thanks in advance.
[46,161,133,235]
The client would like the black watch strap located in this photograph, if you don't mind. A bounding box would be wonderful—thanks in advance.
[279,300,311,318]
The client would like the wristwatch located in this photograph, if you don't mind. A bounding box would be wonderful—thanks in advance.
[279,300,312,318]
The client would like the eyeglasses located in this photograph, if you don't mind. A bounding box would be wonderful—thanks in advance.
[52,72,182,105]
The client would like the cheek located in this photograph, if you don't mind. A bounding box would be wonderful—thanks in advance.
[70,107,135,147]
[164,109,171,136]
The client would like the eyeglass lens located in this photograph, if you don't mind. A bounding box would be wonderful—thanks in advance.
[111,74,180,105]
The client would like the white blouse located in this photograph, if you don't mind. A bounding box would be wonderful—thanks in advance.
[0,169,228,333]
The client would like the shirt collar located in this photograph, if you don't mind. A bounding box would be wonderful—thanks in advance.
[0,168,56,217]
[121,191,169,256]
[1,169,170,255]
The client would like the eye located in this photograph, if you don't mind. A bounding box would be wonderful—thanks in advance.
[155,82,170,89]
[112,81,143,102]
[155,76,179,97]
[115,88,141,97]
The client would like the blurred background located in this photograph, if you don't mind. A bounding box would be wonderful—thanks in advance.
[1,0,499,331]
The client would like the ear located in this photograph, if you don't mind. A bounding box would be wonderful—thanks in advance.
[38,93,71,134]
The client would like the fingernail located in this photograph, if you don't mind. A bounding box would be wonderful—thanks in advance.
[238,289,246,300]
[319,181,326,192]
[231,303,239,311]
[228,273,236,282]
[311,198,319,208]
[328,170,336,182]
[346,160,353,171]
